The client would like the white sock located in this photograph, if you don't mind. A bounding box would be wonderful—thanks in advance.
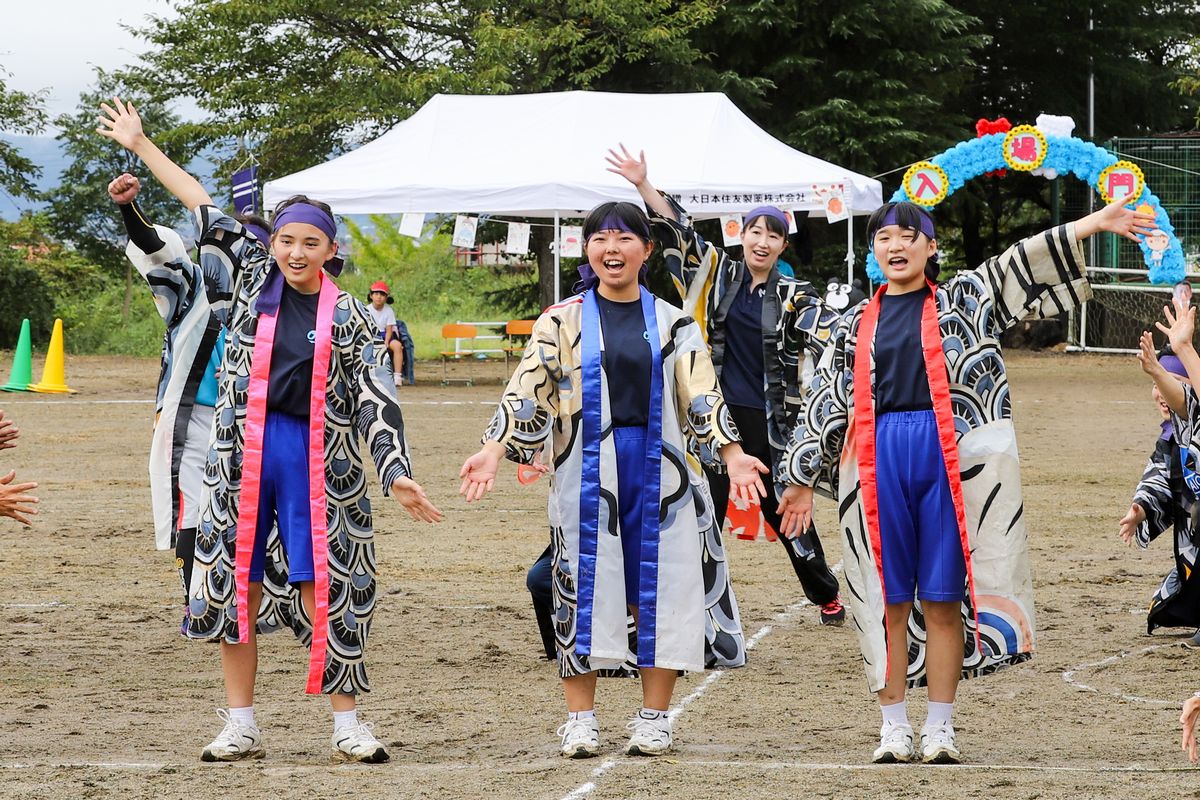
[638,707,668,722]
[879,699,909,729]
[229,706,256,728]
[333,709,358,732]
[925,701,954,730]
[568,709,595,721]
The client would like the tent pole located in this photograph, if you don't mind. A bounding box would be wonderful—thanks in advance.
[845,205,855,285]
[554,210,561,305]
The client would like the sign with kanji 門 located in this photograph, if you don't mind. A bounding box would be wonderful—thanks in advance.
[1097,161,1145,204]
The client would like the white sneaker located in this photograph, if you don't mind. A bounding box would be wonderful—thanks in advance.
[920,722,961,764]
[624,713,672,756]
[872,722,914,764]
[331,722,390,764]
[200,708,265,762]
[556,716,600,758]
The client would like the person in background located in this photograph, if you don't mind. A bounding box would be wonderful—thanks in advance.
[366,280,406,386]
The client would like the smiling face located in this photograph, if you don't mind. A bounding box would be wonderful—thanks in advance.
[271,222,338,294]
[873,224,937,294]
[585,229,651,301]
[740,217,787,273]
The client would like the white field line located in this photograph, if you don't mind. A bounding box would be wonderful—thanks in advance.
[1061,642,1183,706]
[558,564,843,800]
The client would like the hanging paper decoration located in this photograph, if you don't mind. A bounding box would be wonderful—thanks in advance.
[866,125,1184,285]
[505,221,531,255]
[452,215,478,248]
[784,210,800,233]
[398,212,425,238]
[720,215,743,246]
[813,183,848,222]
[559,225,582,257]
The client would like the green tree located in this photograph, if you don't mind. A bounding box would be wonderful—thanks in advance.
[0,67,49,200]
[43,72,199,289]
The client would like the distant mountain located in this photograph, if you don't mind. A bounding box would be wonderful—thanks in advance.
[0,133,220,222]
[0,133,70,219]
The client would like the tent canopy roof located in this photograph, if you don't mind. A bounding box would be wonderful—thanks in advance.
[263,91,883,219]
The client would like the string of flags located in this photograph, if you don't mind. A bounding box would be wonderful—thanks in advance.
[398,184,850,255]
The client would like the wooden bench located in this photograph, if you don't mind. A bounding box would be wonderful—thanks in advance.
[440,323,478,385]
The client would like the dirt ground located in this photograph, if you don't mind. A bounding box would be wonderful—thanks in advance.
[1,351,1198,799]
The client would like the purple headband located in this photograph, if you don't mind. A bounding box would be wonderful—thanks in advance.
[1160,354,1188,379]
[881,206,936,241]
[744,205,789,232]
[244,223,270,249]
[271,202,344,277]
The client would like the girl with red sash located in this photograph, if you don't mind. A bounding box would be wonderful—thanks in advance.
[779,198,1153,764]
[97,99,443,765]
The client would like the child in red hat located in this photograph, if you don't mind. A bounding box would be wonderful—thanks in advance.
[367,281,404,386]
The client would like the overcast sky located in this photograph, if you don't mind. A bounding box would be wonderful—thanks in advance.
[4,0,178,123]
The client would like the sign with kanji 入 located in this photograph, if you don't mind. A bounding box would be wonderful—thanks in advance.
[902,162,949,207]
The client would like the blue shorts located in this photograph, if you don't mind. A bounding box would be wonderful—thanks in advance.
[875,411,966,605]
[614,426,649,609]
[249,412,316,584]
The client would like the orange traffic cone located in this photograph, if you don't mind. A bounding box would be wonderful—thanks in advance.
[29,318,75,394]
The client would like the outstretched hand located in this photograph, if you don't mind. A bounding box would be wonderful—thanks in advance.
[108,173,141,204]
[459,443,504,502]
[1136,331,1165,379]
[389,476,443,523]
[1082,195,1157,242]
[777,484,814,539]
[725,450,768,503]
[0,409,18,451]
[95,97,146,152]
[605,143,647,187]
[1155,297,1196,356]
[1182,695,1200,763]
[0,470,38,525]
[1117,503,1144,546]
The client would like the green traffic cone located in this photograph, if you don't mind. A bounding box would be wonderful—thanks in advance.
[2,318,33,392]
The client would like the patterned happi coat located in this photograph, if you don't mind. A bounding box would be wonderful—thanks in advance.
[185,206,411,696]
[484,289,746,676]
[649,197,839,457]
[782,224,1089,692]
[126,224,232,551]
[1140,399,1200,632]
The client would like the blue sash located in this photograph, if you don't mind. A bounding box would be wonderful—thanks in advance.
[576,287,665,666]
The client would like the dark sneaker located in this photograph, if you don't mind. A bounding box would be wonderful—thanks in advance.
[819,596,846,626]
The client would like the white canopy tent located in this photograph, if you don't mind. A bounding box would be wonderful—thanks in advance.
[264,91,884,298]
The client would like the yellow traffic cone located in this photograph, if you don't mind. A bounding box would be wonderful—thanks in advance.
[29,318,75,394]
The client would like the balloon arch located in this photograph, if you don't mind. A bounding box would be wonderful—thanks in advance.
[865,124,1183,285]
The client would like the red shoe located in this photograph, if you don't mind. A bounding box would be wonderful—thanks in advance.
[819,596,846,626]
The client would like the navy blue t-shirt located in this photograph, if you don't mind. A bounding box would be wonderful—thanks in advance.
[267,283,320,417]
[874,287,933,413]
[720,280,766,410]
[596,294,651,428]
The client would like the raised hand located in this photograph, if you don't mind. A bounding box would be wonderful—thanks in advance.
[605,143,648,187]
[1136,331,1164,378]
[95,97,146,152]
[1155,297,1196,356]
[107,173,141,204]
[459,442,504,502]
[388,476,442,523]
[777,484,814,539]
[1118,503,1144,546]
[0,470,38,525]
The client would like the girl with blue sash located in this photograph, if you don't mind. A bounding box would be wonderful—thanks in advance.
[460,202,767,759]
